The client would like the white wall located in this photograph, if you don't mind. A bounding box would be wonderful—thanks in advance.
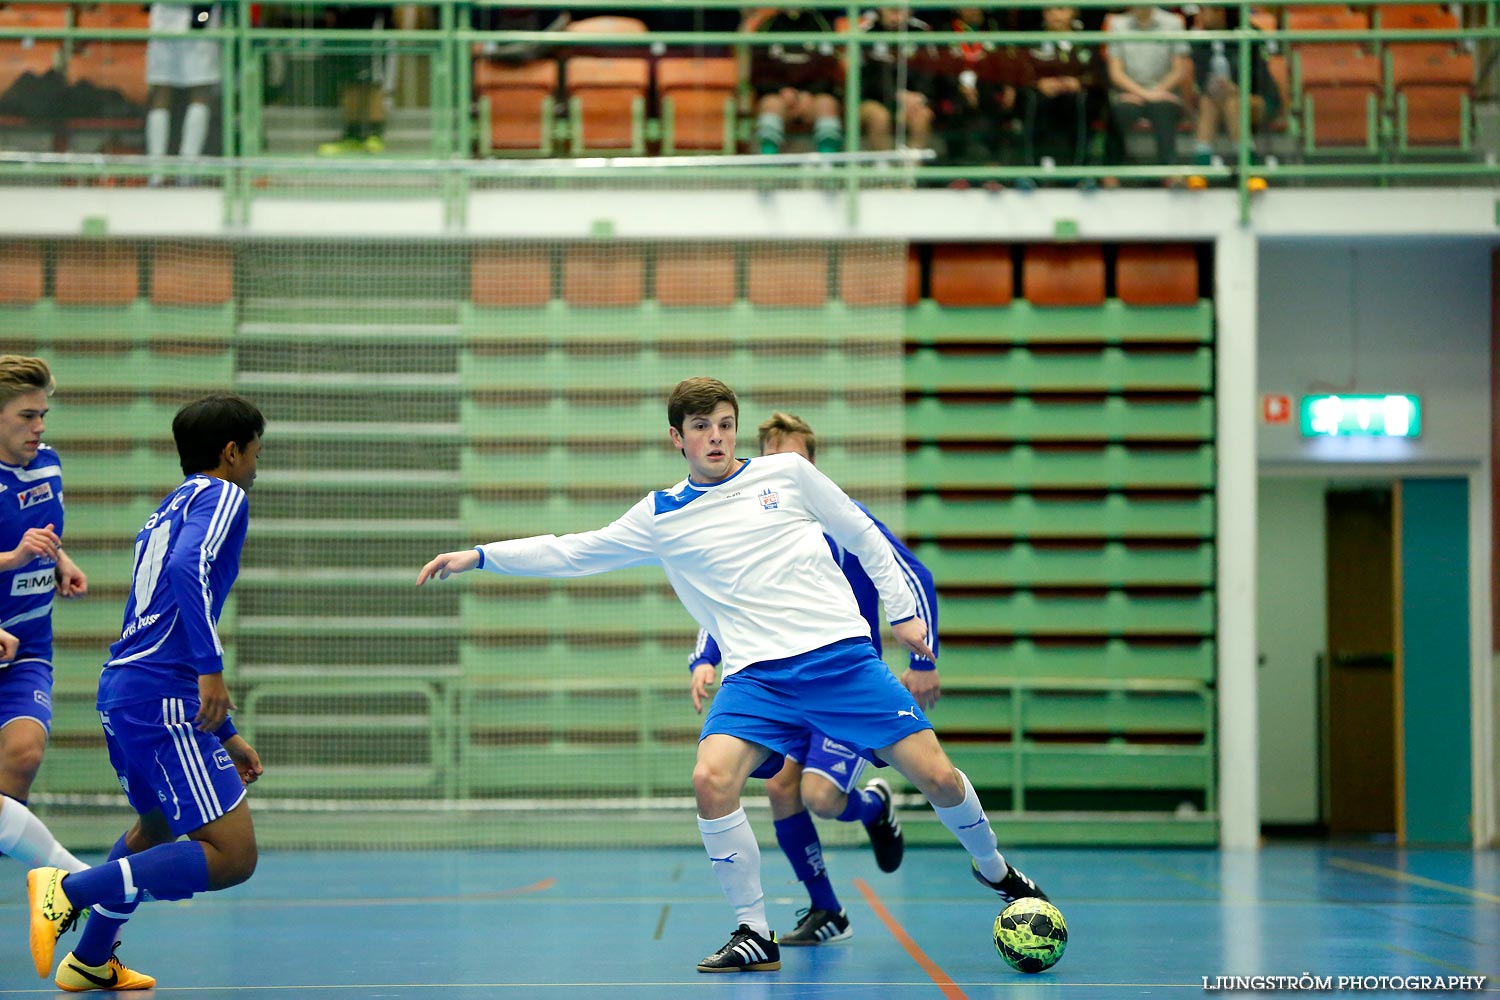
[1257,238,1493,466]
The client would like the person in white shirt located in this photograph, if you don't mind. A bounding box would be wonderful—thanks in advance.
[417,377,1050,974]
[1107,5,1193,165]
[145,3,222,185]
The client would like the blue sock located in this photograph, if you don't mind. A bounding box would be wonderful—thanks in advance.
[74,835,140,966]
[774,811,840,912]
[62,841,209,909]
[837,787,885,826]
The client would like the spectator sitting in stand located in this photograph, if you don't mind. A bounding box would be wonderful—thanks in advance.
[1023,5,1105,180]
[1188,3,1280,165]
[857,6,937,152]
[1106,4,1192,168]
[748,7,846,154]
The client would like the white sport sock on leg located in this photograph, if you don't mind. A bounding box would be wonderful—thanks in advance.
[180,102,209,159]
[931,769,1007,882]
[145,107,169,186]
[698,807,768,937]
[0,795,86,872]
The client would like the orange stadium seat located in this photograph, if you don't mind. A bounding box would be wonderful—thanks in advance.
[0,39,59,105]
[656,244,737,307]
[840,243,908,308]
[562,244,646,307]
[656,57,738,154]
[0,4,68,30]
[930,244,1014,307]
[746,246,827,307]
[473,58,558,155]
[1116,244,1199,306]
[905,247,920,306]
[66,41,148,108]
[564,56,649,154]
[1022,244,1104,307]
[54,244,139,306]
[1378,5,1460,32]
[0,242,43,305]
[152,245,234,307]
[74,4,150,30]
[1295,44,1382,152]
[471,247,553,307]
[1388,45,1473,151]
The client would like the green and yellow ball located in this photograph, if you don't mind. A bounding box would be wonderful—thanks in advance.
[993,897,1068,974]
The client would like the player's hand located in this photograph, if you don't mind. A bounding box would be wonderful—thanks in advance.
[689,661,717,714]
[0,627,16,663]
[222,734,263,786]
[54,552,87,598]
[1,524,61,570]
[194,672,236,733]
[892,618,934,662]
[901,667,941,711]
[416,548,481,586]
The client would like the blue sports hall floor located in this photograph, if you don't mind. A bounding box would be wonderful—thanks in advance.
[2,844,1497,998]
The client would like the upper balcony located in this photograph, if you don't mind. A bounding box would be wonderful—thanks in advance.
[0,0,1495,222]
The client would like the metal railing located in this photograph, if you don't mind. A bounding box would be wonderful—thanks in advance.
[0,0,1495,215]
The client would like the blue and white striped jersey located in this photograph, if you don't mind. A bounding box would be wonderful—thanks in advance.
[475,453,920,677]
[0,444,65,667]
[97,475,248,710]
[690,499,938,673]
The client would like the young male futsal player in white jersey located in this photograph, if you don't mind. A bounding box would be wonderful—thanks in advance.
[27,394,264,989]
[687,410,939,947]
[418,377,1048,973]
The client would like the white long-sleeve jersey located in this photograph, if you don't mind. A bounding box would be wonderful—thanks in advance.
[475,453,919,676]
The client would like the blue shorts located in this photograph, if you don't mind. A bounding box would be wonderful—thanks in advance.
[0,660,52,734]
[701,638,932,781]
[787,731,868,794]
[101,698,246,837]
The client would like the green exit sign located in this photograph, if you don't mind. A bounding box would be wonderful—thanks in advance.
[1300,394,1421,438]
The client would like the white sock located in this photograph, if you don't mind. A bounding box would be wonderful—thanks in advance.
[698,807,768,937]
[180,102,209,159]
[931,770,1007,882]
[0,795,86,872]
[145,107,169,186]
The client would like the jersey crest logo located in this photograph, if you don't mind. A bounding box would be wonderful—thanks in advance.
[758,488,780,510]
[16,481,53,509]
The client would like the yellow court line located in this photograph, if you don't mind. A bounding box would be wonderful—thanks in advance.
[1330,858,1500,904]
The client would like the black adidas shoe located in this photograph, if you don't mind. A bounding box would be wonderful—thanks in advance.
[862,777,904,873]
[696,925,781,973]
[780,907,853,946]
[972,860,1050,903]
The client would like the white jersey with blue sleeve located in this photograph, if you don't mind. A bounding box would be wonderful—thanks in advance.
[690,500,938,671]
[0,444,65,667]
[97,475,247,710]
[477,453,919,676]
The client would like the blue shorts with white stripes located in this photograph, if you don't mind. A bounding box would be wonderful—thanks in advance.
[0,659,52,734]
[101,698,246,837]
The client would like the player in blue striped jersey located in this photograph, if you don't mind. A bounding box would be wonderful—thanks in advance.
[419,377,1048,974]
[687,411,941,947]
[26,394,265,990]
